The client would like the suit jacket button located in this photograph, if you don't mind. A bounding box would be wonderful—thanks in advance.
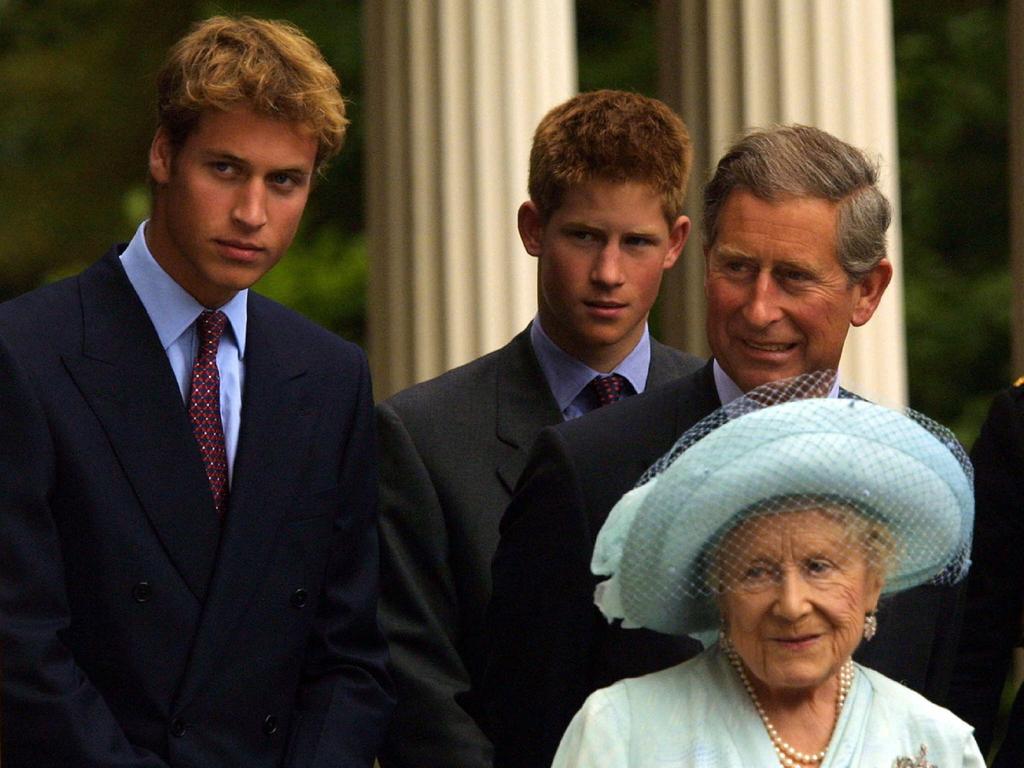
[132,581,153,603]
[170,718,186,737]
[290,588,308,608]
[262,714,278,735]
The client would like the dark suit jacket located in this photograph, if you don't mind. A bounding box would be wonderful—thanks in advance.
[375,327,701,768]
[949,385,1024,764]
[483,362,966,768]
[0,248,393,767]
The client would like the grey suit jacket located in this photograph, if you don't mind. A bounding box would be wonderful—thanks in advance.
[376,326,701,768]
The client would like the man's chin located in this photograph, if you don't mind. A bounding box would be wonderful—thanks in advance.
[729,366,805,395]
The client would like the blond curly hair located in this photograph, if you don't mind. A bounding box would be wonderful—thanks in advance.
[156,16,347,170]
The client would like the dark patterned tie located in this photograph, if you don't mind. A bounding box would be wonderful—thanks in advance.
[189,310,229,515]
[589,373,629,408]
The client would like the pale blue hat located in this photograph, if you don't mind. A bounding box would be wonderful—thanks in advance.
[592,386,973,637]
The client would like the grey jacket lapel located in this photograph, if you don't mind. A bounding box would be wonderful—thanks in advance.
[648,339,704,388]
[495,328,563,493]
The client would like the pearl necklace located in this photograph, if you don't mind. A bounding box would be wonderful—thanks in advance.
[723,642,854,768]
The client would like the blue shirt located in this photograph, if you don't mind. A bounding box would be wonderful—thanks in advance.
[530,317,651,420]
[119,220,248,483]
[712,358,841,405]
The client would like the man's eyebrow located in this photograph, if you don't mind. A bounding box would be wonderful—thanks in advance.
[198,149,255,173]
[624,227,663,239]
[558,219,598,229]
[200,150,312,177]
[271,165,313,179]
[200,149,246,163]
[711,245,753,259]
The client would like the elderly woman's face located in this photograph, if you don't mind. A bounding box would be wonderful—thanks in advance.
[718,508,883,697]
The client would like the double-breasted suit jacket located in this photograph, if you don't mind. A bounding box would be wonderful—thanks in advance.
[483,363,966,768]
[0,248,393,767]
[376,327,700,768]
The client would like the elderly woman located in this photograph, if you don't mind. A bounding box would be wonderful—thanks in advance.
[552,386,983,767]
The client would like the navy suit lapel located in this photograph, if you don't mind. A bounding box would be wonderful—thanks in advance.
[62,249,220,602]
[174,294,317,708]
[674,361,721,437]
[629,361,719,483]
[495,328,563,493]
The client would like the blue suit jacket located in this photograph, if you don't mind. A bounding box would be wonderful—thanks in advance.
[0,247,393,767]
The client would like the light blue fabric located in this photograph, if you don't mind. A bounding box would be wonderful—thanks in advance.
[120,220,247,483]
[530,316,650,420]
[592,397,974,635]
[552,645,984,767]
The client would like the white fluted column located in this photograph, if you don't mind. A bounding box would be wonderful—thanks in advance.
[657,0,907,407]
[364,1,576,398]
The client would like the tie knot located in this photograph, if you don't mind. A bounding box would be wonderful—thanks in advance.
[196,310,227,347]
[589,373,629,408]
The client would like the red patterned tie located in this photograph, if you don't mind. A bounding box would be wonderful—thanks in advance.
[189,310,229,515]
[589,373,628,407]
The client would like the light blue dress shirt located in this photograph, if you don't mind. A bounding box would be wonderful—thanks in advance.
[530,317,651,420]
[712,358,840,405]
[119,220,247,484]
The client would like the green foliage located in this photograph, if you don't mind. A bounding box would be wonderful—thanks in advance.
[576,0,657,94]
[0,0,366,344]
[0,0,194,295]
[254,227,367,344]
[894,0,1009,445]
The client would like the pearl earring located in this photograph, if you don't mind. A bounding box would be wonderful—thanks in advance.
[863,611,878,641]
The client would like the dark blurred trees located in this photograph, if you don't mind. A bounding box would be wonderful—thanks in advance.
[0,0,1011,441]
[0,1,193,290]
[895,1,1009,444]
[0,0,366,341]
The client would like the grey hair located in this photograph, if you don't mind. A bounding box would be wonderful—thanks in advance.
[701,125,892,282]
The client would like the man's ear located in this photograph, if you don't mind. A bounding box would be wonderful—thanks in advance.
[149,127,174,186]
[517,201,544,257]
[663,215,691,270]
[850,258,893,327]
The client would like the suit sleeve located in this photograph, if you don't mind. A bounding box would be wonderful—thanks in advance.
[375,401,494,768]
[482,427,600,768]
[949,388,1024,751]
[0,338,170,767]
[284,350,395,768]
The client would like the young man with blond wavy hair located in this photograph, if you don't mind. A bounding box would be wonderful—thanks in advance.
[0,16,392,767]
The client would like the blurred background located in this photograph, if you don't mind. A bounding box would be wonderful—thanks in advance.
[0,0,1009,444]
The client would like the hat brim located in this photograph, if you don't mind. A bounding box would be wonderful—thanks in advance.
[610,399,972,636]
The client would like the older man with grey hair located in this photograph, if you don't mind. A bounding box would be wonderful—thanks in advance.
[482,124,961,768]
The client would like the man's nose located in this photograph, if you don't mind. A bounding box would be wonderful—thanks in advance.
[232,181,268,229]
[741,272,784,327]
[590,244,625,287]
